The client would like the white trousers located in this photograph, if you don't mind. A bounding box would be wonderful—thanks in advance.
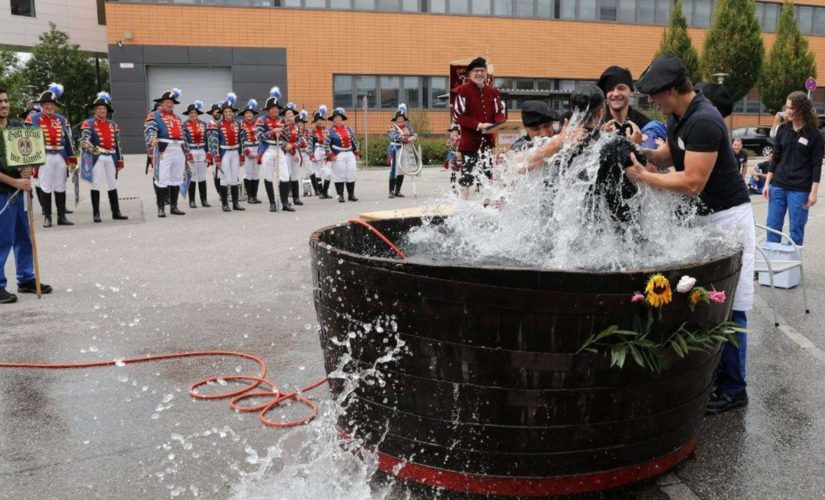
[156,145,186,188]
[331,151,357,183]
[260,147,286,183]
[217,150,241,187]
[698,202,755,312]
[92,155,117,191]
[311,147,328,179]
[243,151,261,180]
[40,153,68,193]
[191,149,208,182]
[285,153,301,182]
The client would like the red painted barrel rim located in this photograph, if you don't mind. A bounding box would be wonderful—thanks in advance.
[373,437,698,497]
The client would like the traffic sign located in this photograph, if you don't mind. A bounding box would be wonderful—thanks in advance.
[805,77,817,91]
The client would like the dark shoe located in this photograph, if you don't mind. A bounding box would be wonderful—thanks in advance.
[43,215,52,228]
[41,193,52,227]
[170,205,186,215]
[201,200,211,208]
[169,186,185,215]
[293,199,304,206]
[394,175,405,197]
[158,206,166,218]
[338,195,345,203]
[389,191,395,199]
[189,200,197,209]
[222,205,231,212]
[335,182,345,203]
[109,190,128,220]
[198,181,211,207]
[55,192,73,225]
[220,186,230,212]
[57,215,74,226]
[706,390,748,415]
[91,190,102,223]
[231,185,245,211]
[394,192,405,198]
[346,182,358,202]
[0,288,17,303]
[18,280,53,294]
[269,203,278,212]
[282,204,295,212]
[290,180,302,205]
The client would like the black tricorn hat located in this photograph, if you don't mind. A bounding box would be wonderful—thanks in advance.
[636,56,687,95]
[329,107,348,121]
[205,103,222,116]
[183,101,205,115]
[695,82,733,118]
[18,101,40,119]
[153,88,182,104]
[263,86,284,111]
[85,91,115,113]
[220,92,239,112]
[466,57,487,72]
[313,105,328,123]
[280,102,299,117]
[520,100,559,128]
[239,99,259,116]
[37,83,64,106]
[390,103,409,122]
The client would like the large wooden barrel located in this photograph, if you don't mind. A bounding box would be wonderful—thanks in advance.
[310,217,742,497]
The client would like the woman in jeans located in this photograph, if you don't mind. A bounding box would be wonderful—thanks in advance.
[764,91,822,246]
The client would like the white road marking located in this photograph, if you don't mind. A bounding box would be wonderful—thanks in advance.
[754,294,825,363]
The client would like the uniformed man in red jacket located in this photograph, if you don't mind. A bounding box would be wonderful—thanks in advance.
[450,57,506,200]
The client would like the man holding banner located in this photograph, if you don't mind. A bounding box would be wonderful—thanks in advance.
[80,92,128,223]
[0,87,52,304]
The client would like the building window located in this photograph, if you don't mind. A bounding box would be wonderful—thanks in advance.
[472,0,492,14]
[403,76,421,107]
[96,0,106,24]
[305,0,326,7]
[815,8,825,36]
[578,0,596,20]
[559,0,575,19]
[331,0,352,6]
[514,0,533,17]
[354,0,375,9]
[450,0,470,13]
[598,0,617,21]
[10,0,35,17]
[378,0,400,9]
[493,0,513,16]
[355,76,377,108]
[283,0,302,6]
[402,0,418,11]
[430,0,447,12]
[430,76,448,108]
[536,0,552,17]
[797,6,814,35]
[380,76,400,108]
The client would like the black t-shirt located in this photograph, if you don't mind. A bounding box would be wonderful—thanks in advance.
[734,149,748,175]
[769,123,824,192]
[0,119,25,196]
[666,93,750,215]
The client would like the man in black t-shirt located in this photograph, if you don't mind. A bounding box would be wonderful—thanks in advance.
[626,56,754,415]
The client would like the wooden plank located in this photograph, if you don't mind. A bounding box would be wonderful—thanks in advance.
[359,204,455,222]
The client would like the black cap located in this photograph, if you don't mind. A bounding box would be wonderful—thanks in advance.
[569,83,605,117]
[695,82,733,118]
[520,100,559,128]
[466,57,487,72]
[636,56,687,94]
[597,66,634,93]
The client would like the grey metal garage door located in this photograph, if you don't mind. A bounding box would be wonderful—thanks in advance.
[147,66,233,114]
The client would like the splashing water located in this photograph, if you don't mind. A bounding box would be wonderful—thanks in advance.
[406,116,739,271]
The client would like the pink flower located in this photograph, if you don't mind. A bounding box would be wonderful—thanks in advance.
[631,292,645,303]
[708,291,726,304]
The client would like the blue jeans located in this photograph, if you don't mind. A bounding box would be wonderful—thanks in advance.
[717,310,748,395]
[766,185,810,246]
[0,191,35,290]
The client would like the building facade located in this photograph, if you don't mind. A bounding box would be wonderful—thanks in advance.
[104,0,825,153]
[0,0,108,54]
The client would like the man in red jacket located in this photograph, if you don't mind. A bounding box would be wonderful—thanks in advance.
[451,57,506,200]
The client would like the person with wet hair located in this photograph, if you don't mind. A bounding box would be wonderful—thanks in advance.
[510,100,560,153]
[627,56,754,415]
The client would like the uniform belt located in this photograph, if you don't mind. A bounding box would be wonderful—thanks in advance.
[187,143,205,147]
[45,146,63,152]
[332,145,353,152]
[96,148,117,154]
[265,140,281,145]
[159,139,183,145]
[390,142,402,147]
[220,145,239,150]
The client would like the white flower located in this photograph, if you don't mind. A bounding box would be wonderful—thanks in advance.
[676,275,696,293]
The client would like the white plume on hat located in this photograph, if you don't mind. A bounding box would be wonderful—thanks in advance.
[270,87,281,99]
[226,92,237,105]
[194,100,203,110]
[48,83,64,98]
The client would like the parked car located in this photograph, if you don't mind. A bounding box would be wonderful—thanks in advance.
[731,126,774,157]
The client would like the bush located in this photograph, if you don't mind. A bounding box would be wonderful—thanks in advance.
[357,135,449,166]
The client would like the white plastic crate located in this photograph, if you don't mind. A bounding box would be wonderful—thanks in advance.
[758,242,801,289]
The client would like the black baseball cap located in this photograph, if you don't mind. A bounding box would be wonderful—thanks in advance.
[636,56,688,94]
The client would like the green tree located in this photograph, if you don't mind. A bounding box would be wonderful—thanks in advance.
[22,23,109,126]
[758,1,817,113]
[0,49,27,115]
[656,0,701,84]
[700,0,764,103]
[407,108,431,135]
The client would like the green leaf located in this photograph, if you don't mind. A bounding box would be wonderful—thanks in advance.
[628,343,646,368]
[610,345,627,369]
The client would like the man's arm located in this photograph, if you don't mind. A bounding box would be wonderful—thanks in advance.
[628,150,716,196]
[640,141,673,169]
[451,91,481,131]
[0,170,30,191]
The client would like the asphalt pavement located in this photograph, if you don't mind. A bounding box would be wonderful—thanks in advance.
[0,155,823,500]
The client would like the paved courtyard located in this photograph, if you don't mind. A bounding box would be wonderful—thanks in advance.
[1,155,823,499]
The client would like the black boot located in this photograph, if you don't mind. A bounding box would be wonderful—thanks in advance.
[198,181,211,207]
[279,182,295,211]
[249,179,262,204]
[389,178,396,199]
[91,190,102,223]
[169,186,185,215]
[156,184,166,218]
[321,180,332,199]
[36,186,46,215]
[394,175,405,197]
[55,192,73,225]
[265,180,278,212]
[42,192,52,227]
[243,179,251,203]
[335,182,345,203]
[291,180,303,205]
[231,185,245,211]
[188,181,197,208]
[346,182,358,202]
[310,175,320,196]
[109,190,128,220]
[220,185,230,212]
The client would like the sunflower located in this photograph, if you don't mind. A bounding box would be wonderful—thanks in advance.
[645,274,672,308]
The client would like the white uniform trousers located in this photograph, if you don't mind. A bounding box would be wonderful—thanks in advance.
[697,202,755,312]
[260,147,285,183]
[243,151,261,180]
[155,144,186,188]
[217,150,241,187]
[285,152,301,182]
[92,155,117,191]
[190,149,208,182]
[311,147,328,179]
[331,151,357,183]
[39,153,68,194]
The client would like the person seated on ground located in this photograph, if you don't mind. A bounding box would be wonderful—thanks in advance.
[511,100,560,152]
[524,83,646,223]
[748,160,768,194]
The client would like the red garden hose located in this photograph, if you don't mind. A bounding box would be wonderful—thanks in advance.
[348,219,406,259]
[0,351,328,428]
